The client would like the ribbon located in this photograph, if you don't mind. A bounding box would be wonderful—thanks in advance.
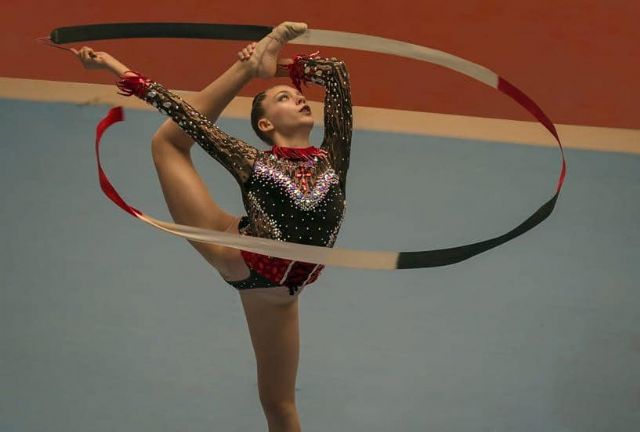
[44,23,566,270]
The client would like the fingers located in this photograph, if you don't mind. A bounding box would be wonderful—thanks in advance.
[73,46,93,62]
[73,46,105,69]
[238,45,252,60]
[237,42,257,61]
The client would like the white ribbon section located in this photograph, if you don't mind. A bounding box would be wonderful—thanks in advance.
[292,29,499,88]
[137,213,398,269]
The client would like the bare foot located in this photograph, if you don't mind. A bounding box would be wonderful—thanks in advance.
[250,21,307,79]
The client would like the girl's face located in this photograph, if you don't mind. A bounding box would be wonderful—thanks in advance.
[258,85,314,139]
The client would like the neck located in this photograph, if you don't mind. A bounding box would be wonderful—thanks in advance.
[272,129,312,149]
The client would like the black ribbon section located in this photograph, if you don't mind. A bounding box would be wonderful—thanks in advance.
[50,22,566,270]
[50,23,272,44]
[397,193,558,268]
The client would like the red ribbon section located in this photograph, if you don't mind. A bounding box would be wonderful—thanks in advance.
[95,106,142,218]
[498,77,567,194]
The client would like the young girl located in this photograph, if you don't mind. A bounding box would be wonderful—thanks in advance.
[73,21,352,432]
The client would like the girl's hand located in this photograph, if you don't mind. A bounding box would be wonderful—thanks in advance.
[70,46,114,70]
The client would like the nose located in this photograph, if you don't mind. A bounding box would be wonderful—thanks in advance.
[296,95,306,105]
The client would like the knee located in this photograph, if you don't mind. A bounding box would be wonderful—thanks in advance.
[151,122,194,154]
[151,134,188,162]
[260,399,298,421]
[151,134,168,157]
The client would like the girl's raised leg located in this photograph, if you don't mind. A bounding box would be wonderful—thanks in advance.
[152,21,308,151]
[151,59,255,151]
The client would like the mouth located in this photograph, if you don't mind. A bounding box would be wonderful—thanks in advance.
[299,105,311,114]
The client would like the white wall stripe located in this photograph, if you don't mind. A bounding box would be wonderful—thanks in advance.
[1,77,637,155]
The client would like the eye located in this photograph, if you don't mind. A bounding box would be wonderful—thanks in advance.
[278,94,289,101]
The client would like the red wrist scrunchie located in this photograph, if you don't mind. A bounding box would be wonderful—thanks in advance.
[282,50,320,93]
[116,70,151,98]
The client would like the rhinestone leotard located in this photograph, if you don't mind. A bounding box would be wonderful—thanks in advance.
[118,55,352,295]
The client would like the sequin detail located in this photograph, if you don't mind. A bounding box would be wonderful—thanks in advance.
[141,80,259,185]
[254,160,339,211]
[327,201,347,247]
[246,191,283,240]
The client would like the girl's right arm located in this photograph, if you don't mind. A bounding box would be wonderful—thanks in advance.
[117,72,258,185]
[73,47,259,186]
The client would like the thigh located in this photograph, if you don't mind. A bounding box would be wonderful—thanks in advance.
[217,215,252,281]
[240,292,301,407]
[221,220,308,298]
[152,139,237,269]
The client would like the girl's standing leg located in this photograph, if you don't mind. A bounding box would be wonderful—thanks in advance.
[240,290,303,432]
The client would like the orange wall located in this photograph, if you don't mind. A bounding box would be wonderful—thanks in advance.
[1,0,638,129]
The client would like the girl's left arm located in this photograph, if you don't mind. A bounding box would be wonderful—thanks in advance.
[289,55,353,193]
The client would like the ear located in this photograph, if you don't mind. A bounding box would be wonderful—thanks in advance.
[258,118,274,133]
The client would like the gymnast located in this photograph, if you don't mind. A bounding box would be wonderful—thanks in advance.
[73,21,350,432]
